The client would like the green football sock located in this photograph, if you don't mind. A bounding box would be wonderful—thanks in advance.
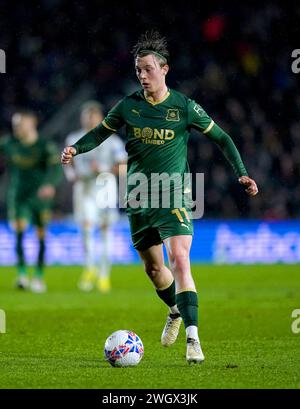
[176,290,198,328]
[17,266,27,276]
[34,268,44,278]
[16,231,26,275]
[35,238,45,277]
[156,280,176,308]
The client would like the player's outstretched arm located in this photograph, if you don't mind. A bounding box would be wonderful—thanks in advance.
[187,100,259,197]
[60,122,115,166]
[238,175,258,196]
[206,125,259,196]
[61,98,125,166]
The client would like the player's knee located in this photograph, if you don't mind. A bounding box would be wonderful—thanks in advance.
[36,227,45,239]
[15,219,27,233]
[83,221,93,230]
[169,250,190,272]
[144,262,163,279]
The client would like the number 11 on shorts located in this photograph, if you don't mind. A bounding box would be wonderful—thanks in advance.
[171,208,191,223]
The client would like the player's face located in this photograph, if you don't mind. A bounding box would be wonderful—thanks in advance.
[81,110,104,131]
[12,114,37,140]
[135,54,169,94]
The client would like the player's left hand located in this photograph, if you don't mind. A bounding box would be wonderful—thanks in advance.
[37,184,56,199]
[238,176,258,196]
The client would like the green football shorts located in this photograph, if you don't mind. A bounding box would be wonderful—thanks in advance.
[128,206,194,251]
[8,196,52,227]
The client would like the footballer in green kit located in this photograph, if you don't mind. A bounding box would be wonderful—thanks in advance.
[62,31,258,364]
[0,110,62,292]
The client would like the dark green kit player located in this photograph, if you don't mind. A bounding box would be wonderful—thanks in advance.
[62,32,258,363]
[0,110,62,292]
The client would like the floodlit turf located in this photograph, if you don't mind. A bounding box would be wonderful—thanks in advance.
[0,264,299,389]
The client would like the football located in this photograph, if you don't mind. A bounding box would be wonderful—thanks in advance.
[104,330,144,367]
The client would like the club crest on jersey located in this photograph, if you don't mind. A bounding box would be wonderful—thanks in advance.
[166,109,180,121]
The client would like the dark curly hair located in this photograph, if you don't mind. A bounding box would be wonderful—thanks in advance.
[132,30,169,66]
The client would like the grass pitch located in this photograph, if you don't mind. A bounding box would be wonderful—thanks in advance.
[0,264,299,389]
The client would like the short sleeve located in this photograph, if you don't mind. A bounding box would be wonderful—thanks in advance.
[102,99,126,132]
[187,99,215,134]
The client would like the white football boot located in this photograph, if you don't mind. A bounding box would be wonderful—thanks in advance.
[161,313,182,346]
[15,275,30,290]
[30,278,47,293]
[186,338,205,364]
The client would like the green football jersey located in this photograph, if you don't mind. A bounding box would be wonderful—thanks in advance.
[72,88,248,213]
[102,88,214,179]
[0,135,61,200]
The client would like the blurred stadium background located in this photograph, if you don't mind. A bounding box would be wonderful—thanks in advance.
[1,0,300,265]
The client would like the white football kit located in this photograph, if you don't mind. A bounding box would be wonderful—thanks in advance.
[65,129,127,225]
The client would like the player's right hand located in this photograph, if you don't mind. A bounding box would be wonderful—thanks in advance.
[61,146,77,164]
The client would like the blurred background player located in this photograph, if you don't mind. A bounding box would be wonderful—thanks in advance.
[64,101,127,293]
[0,110,62,292]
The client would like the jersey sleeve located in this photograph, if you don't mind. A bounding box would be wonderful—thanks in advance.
[102,99,126,132]
[187,99,215,134]
[71,99,126,155]
[187,99,248,177]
